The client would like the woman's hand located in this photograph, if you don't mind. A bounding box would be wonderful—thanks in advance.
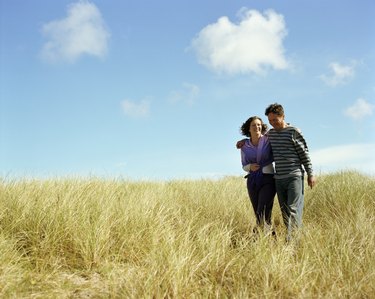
[250,163,260,172]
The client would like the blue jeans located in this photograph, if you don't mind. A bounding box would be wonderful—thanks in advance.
[275,176,304,240]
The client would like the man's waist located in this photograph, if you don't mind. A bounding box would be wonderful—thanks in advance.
[274,168,304,179]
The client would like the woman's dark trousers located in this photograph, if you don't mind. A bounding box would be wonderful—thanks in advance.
[247,174,276,226]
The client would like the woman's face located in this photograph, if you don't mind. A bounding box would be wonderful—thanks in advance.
[249,118,262,136]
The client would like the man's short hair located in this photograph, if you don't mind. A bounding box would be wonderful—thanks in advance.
[265,103,284,116]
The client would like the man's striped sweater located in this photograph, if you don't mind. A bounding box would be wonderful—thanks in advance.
[266,125,313,179]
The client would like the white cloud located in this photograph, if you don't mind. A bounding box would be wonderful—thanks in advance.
[121,99,150,118]
[190,8,289,75]
[41,0,110,63]
[344,98,375,121]
[320,62,356,86]
[168,82,200,105]
[311,143,375,175]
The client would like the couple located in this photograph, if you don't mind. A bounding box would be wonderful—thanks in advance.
[238,103,316,241]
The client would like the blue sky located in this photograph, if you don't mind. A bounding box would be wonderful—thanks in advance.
[1,0,374,180]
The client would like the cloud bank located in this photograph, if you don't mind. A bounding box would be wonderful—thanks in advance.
[190,8,289,75]
[41,0,110,63]
[311,143,375,175]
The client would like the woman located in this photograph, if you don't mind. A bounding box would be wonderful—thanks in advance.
[240,116,276,230]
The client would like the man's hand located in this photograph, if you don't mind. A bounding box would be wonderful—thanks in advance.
[308,175,316,189]
[236,139,246,149]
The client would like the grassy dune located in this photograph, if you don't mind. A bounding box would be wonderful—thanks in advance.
[0,171,374,298]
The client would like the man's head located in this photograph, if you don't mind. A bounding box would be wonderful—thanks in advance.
[265,103,286,131]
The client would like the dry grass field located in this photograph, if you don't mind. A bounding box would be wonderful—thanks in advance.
[0,171,374,298]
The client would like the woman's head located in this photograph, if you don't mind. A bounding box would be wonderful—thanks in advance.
[240,116,268,137]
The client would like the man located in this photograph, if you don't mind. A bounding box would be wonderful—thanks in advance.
[238,103,316,241]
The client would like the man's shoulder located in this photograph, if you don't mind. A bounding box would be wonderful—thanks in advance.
[268,126,301,134]
[285,125,302,134]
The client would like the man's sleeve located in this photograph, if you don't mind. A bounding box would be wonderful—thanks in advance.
[293,129,314,176]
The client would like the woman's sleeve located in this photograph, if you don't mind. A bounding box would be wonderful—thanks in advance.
[241,146,251,172]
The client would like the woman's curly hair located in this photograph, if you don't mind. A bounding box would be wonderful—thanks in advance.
[240,116,268,137]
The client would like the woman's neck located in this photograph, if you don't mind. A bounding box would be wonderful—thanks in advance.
[250,133,261,146]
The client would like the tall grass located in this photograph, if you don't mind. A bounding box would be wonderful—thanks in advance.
[0,171,374,298]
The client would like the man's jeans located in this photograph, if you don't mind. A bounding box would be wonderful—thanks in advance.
[275,176,304,241]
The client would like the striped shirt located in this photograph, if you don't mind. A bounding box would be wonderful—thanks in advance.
[266,125,313,179]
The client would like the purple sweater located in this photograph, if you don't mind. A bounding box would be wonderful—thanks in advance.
[241,135,274,172]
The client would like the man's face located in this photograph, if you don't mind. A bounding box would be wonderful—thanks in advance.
[268,112,285,131]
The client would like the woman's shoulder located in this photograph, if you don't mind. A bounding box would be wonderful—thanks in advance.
[241,138,252,149]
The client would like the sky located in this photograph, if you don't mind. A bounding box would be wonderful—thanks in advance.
[1,0,374,180]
